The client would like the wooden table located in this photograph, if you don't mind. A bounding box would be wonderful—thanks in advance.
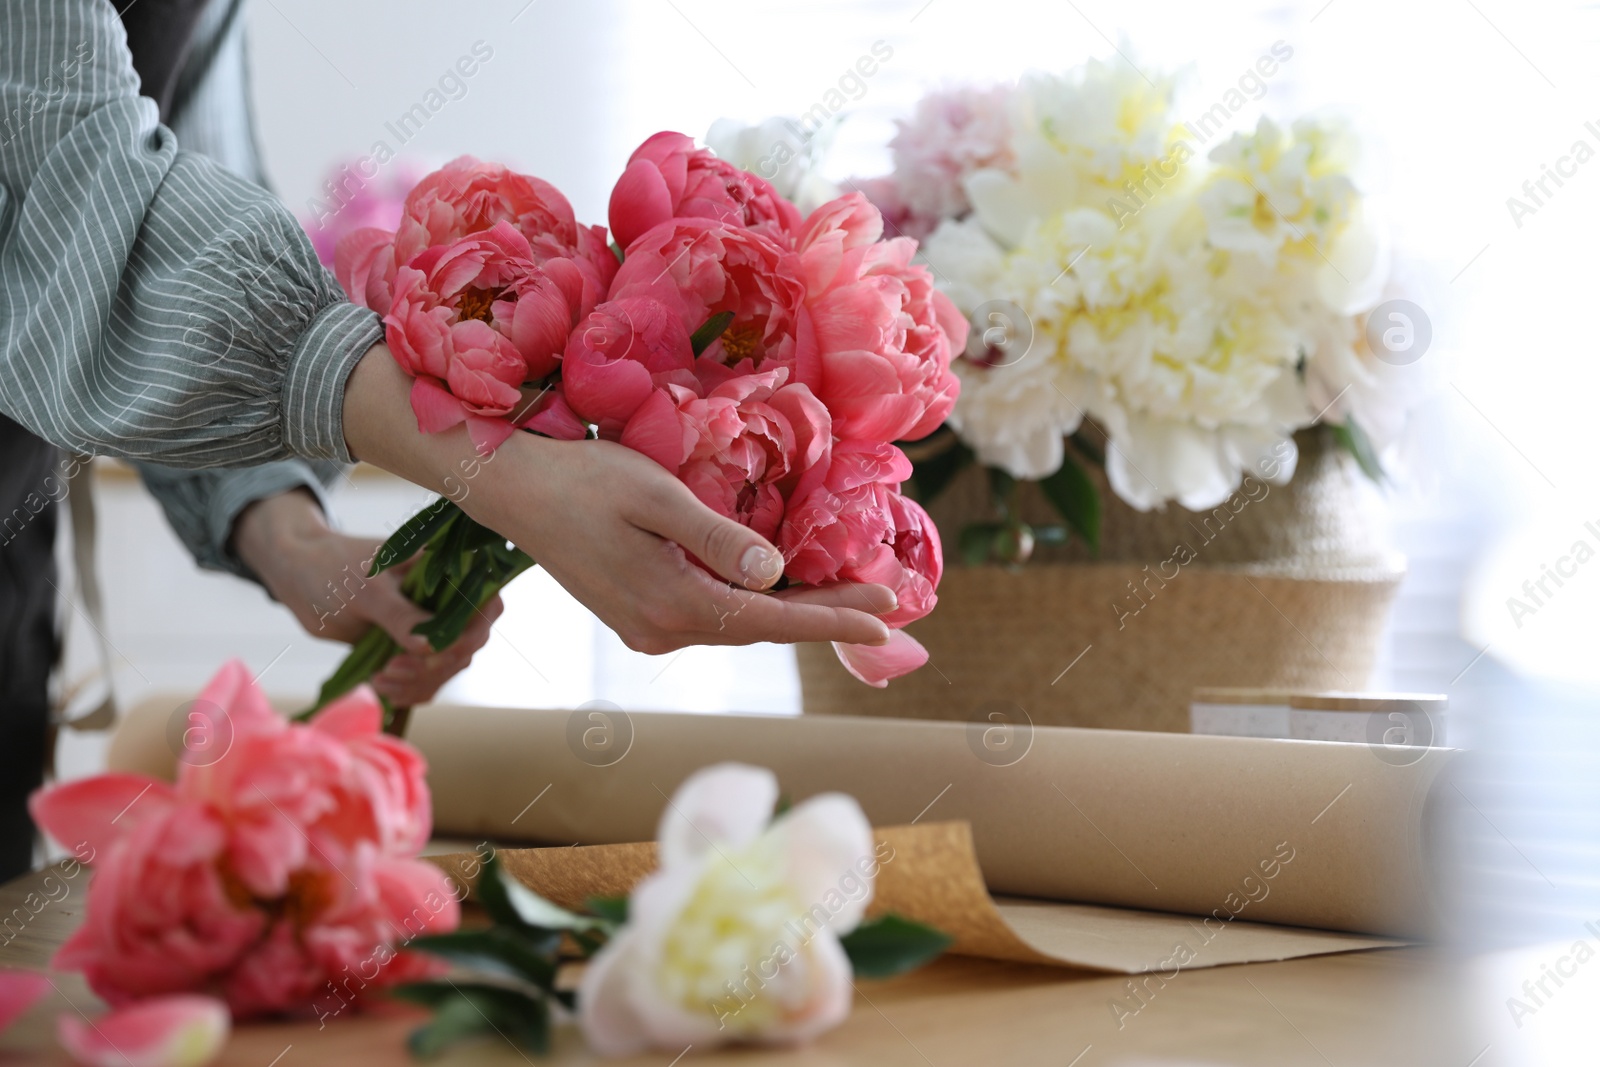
[0,863,1492,1066]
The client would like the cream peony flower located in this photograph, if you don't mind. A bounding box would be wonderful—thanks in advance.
[578,763,879,1056]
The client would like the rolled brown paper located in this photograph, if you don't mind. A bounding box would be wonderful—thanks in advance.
[408,707,1457,940]
[428,821,1407,974]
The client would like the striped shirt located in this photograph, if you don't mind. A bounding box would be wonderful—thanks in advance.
[1,0,379,576]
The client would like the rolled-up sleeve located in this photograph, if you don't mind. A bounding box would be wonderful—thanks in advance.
[0,0,382,469]
[137,457,345,581]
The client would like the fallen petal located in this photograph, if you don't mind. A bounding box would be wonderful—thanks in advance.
[58,996,229,1067]
[0,971,49,1032]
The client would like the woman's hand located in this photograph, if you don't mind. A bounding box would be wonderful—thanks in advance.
[232,489,500,706]
[342,345,896,656]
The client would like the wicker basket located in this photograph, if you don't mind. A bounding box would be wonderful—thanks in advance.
[796,428,1404,732]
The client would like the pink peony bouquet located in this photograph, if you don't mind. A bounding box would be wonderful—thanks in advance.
[29,661,459,1019]
[326,133,965,703]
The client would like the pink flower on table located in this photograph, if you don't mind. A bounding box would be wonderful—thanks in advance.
[384,221,587,453]
[0,970,49,1034]
[619,370,831,544]
[797,194,966,442]
[28,662,458,1019]
[561,296,699,431]
[57,994,230,1067]
[609,218,815,390]
[608,131,802,252]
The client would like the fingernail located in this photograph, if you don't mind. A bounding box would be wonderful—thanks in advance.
[406,636,431,654]
[739,545,783,589]
[881,591,899,613]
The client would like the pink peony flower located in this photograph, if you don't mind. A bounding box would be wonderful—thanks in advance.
[609,218,816,391]
[383,221,587,452]
[778,440,910,587]
[561,295,700,432]
[394,155,616,302]
[797,194,966,442]
[301,158,431,269]
[608,131,802,252]
[619,370,831,545]
[57,994,229,1067]
[29,662,458,1019]
[829,493,943,686]
[885,85,1014,237]
[335,156,616,324]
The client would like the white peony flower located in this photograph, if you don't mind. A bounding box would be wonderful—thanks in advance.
[705,117,841,216]
[578,763,878,1057]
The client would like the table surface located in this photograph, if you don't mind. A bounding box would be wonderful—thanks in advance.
[0,862,1494,1067]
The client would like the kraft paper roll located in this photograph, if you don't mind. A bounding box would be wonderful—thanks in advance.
[429,821,1406,975]
[408,706,1456,941]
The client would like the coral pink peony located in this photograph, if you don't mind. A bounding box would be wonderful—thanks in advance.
[561,296,698,431]
[383,221,587,452]
[619,370,831,544]
[335,156,616,328]
[394,155,616,303]
[828,493,942,685]
[609,218,815,390]
[57,994,230,1067]
[29,662,458,1019]
[778,440,910,587]
[798,194,966,442]
[608,131,802,252]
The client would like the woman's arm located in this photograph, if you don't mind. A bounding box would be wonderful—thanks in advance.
[342,348,895,653]
[0,0,377,467]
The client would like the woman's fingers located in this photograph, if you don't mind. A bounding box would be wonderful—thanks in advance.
[771,581,898,615]
[629,475,784,591]
[370,596,503,705]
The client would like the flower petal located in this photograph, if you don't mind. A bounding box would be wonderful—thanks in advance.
[774,793,877,932]
[0,971,49,1033]
[28,774,177,859]
[656,763,777,869]
[57,995,229,1067]
[831,631,929,688]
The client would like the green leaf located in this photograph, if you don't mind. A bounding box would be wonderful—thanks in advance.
[585,895,629,926]
[476,855,607,935]
[1038,454,1101,554]
[407,929,557,989]
[773,792,793,820]
[986,466,1017,517]
[609,240,625,264]
[299,626,399,718]
[905,432,973,504]
[371,498,459,576]
[1331,418,1385,483]
[690,310,736,356]
[840,914,953,978]
[396,983,550,1058]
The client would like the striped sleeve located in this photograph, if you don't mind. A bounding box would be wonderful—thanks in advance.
[0,0,383,470]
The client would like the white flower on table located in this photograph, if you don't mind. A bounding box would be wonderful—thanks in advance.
[578,763,879,1057]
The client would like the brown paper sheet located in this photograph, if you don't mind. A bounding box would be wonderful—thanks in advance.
[430,821,1403,974]
[407,707,1454,957]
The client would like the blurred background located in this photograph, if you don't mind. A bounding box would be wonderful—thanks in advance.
[60,1,1598,1058]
